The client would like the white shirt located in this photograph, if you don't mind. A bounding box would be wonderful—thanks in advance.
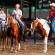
[12,9,22,19]
[0,13,6,20]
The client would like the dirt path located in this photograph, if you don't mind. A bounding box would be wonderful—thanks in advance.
[0,41,55,55]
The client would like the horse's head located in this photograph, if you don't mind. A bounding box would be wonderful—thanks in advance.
[31,18,38,29]
[8,15,13,24]
[31,18,39,35]
[8,15,17,25]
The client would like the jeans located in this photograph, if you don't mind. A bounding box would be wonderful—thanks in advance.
[51,21,55,34]
[18,19,24,32]
[50,17,55,21]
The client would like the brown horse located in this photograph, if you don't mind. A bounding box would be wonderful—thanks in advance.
[7,15,29,53]
[31,18,50,53]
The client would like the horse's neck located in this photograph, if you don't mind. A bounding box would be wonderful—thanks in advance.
[38,22,43,29]
[38,19,47,25]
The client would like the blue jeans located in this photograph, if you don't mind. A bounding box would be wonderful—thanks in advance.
[18,19,24,32]
[51,21,55,34]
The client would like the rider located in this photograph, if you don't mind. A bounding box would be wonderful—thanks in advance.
[12,4,24,34]
[0,9,6,21]
[47,3,55,35]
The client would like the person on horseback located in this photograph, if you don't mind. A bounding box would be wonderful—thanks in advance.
[12,4,24,34]
[0,9,6,21]
[47,3,55,35]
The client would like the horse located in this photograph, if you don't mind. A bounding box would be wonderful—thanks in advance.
[31,18,50,53]
[0,20,8,50]
[7,15,29,53]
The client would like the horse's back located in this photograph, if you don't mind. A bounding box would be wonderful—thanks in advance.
[38,19,50,35]
[38,19,47,25]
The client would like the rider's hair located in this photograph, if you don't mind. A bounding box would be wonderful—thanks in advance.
[15,4,20,8]
[1,9,5,11]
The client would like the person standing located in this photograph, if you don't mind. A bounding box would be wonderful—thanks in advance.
[12,4,24,34]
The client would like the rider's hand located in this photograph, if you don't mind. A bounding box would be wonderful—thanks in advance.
[47,17,49,19]
[49,20,51,23]
[15,13,17,15]
[17,18,19,21]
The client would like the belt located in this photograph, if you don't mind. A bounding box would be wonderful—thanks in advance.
[2,20,5,21]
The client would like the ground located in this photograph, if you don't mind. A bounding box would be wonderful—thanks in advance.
[0,39,55,55]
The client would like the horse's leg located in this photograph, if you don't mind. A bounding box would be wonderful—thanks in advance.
[0,35,1,45]
[0,36,2,47]
[49,30,52,41]
[2,34,5,50]
[23,34,25,42]
[23,34,26,50]
[15,36,18,52]
[18,36,20,51]
[6,36,8,46]
[0,33,2,47]
[4,35,8,49]
[3,36,6,50]
[11,36,13,52]
[43,36,48,53]
[3,33,7,50]
[23,33,26,50]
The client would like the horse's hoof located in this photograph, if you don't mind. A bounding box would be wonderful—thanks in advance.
[18,48,20,51]
[24,47,26,50]
[11,48,13,53]
[15,50,17,53]
[43,50,47,53]
[3,46,6,49]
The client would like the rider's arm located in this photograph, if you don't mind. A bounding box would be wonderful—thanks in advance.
[12,9,16,16]
[19,10,22,19]
[47,11,51,20]
[17,16,22,21]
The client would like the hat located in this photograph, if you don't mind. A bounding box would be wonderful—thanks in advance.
[49,3,55,7]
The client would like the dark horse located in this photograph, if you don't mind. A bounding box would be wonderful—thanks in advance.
[7,15,29,53]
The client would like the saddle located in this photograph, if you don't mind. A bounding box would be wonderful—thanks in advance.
[12,19,24,34]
